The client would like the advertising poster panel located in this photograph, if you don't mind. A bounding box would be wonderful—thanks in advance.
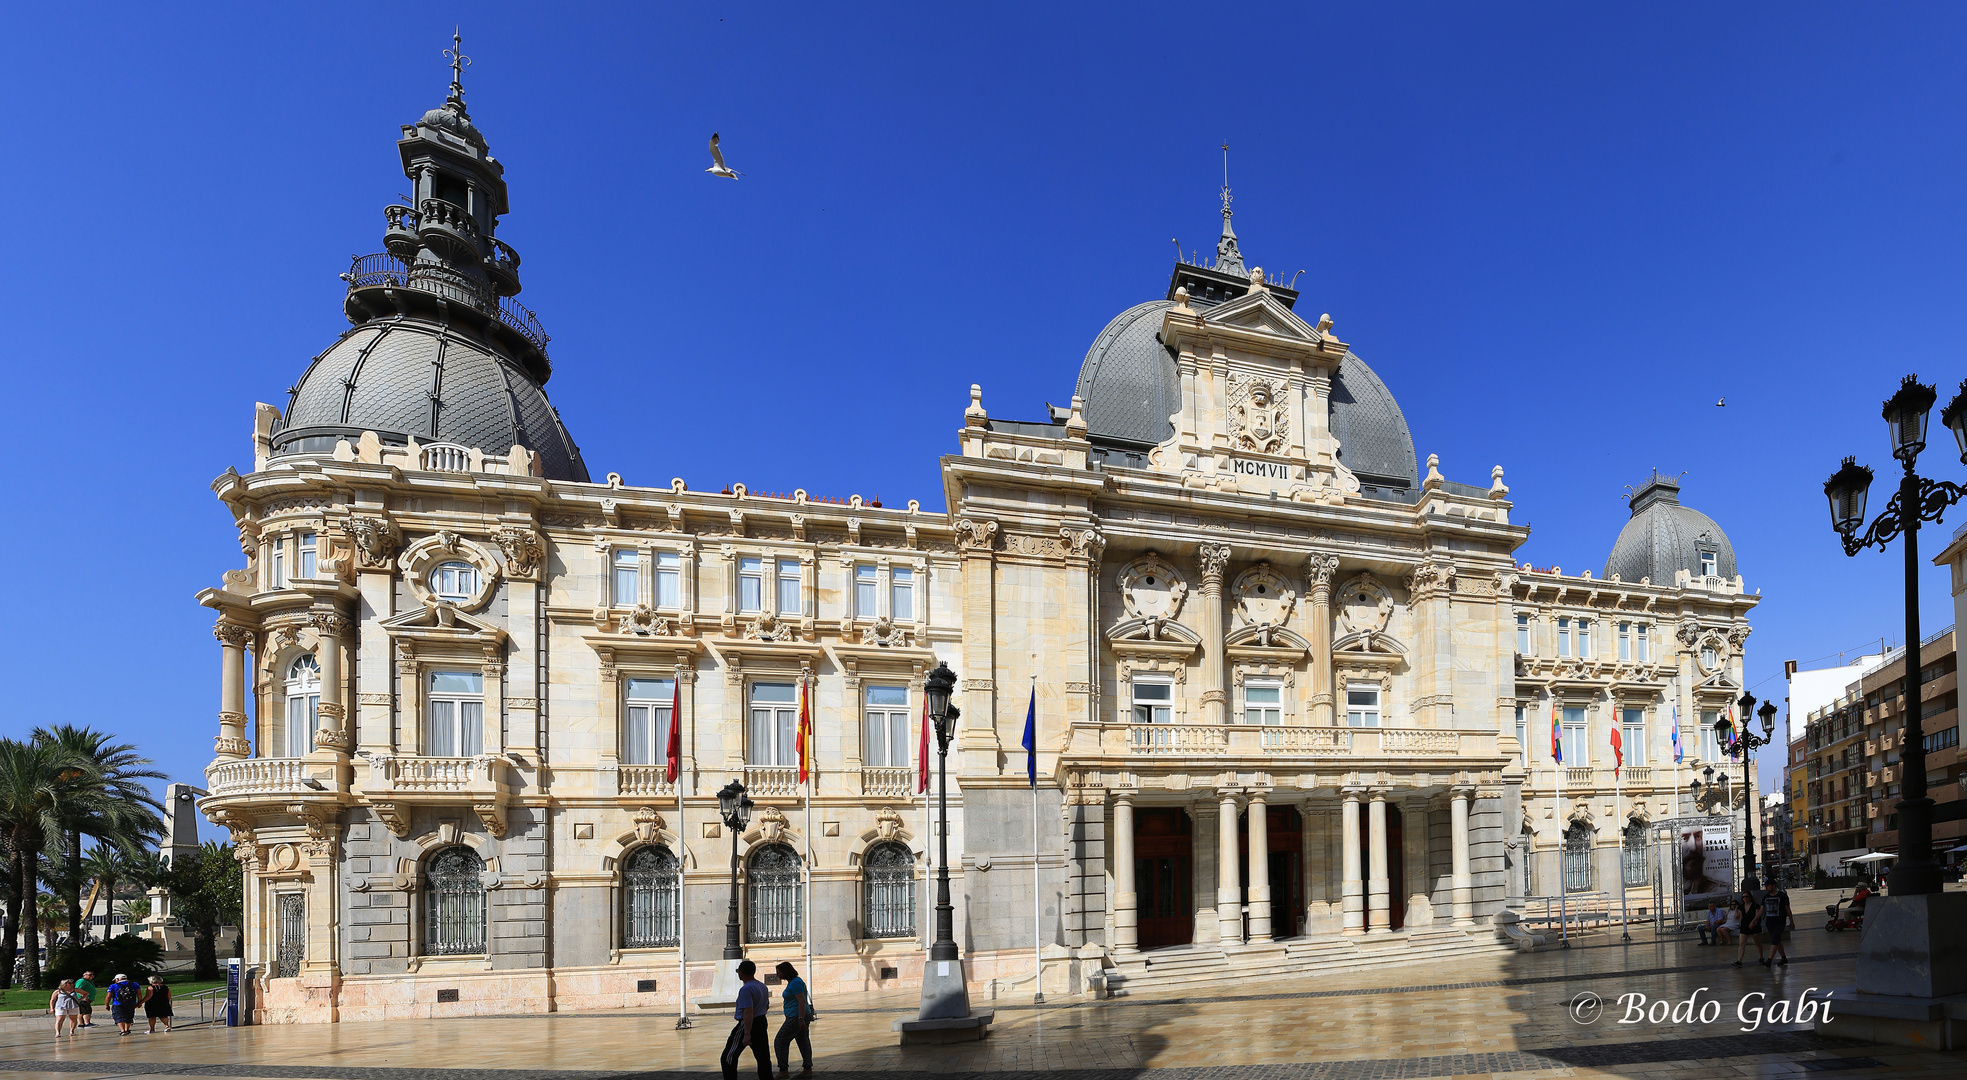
[1679,823,1734,901]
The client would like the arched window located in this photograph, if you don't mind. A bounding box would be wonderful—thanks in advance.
[622,846,679,948]
[423,847,486,956]
[746,843,803,944]
[862,841,915,939]
[1621,822,1651,887]
[1562,823,1594,893]
[284,655,320,756]
[431,561,479,602]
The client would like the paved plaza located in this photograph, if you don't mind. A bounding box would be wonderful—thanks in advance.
[0,893,1957,1080]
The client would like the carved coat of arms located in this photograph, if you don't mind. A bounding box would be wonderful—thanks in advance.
[1229,376,1289,454]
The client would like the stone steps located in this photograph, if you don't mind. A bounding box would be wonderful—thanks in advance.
[1103,926,1515,997]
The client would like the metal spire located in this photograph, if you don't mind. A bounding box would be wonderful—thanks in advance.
[1215,141,1246,276]
[444,27,471,113]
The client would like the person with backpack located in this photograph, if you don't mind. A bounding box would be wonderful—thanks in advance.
[140,976,174,1033]
[105,973,141,1034]
[48,979,82,1038]
[772,961,814,1079]
[1762,884,1794,968]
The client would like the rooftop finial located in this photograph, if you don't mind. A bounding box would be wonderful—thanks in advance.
[444,27,471,113]
[1213,141,1246,276]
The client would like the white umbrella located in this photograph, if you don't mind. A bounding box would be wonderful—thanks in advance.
[1846,852,1896,863]
[1945,843,1967,854]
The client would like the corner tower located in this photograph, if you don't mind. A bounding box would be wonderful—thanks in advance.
[268,34,588,481]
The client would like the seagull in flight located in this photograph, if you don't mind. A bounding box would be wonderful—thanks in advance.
[706,133,743,179]
[1716,397,1726,407]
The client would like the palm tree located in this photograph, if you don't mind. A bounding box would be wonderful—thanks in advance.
[79,842,128,942]
[34,893,63,959]
[30,726,164,944]
[0,737,127,990]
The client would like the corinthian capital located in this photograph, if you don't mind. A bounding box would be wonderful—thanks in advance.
[954,518,999,553]
[213,620,256,648]
[1304,552,1340,593]
[1198,542,1232,585]
[309,612,353,638]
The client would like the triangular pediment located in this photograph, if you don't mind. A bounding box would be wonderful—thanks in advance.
[380,601,507,644]
[1204,289,1320,342]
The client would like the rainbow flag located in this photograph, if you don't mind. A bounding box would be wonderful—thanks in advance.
[1551,698,1563,764]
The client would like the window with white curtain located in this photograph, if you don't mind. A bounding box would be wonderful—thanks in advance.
[656,552,682,608]
[739,558,763,612]
[1618,622,1632,661]
[297,532,317,580]
[1699,710,1721,761]
[1243,681,1282,725]
[1636,623,1649,662]
[431,561,478,602]
[748,682,798,765]
[624,677,675,765]
[863,685,910,766]
[891,566,914,621]
[855,565,878,617]
[284,655,320,756]
[1517,614,1531,655]
[612,549,640,607]
[1577,620,1593,658]
[776,559,802,616]
[427,670,484,757]
[1557,618,1572,657]
[1562,706,1589,765]
[271,541,286,590]
[1131,679,1172,723]
[1346,684,1381,728]
[1622,707,1647,766]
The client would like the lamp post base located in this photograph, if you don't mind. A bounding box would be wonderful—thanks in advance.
[1817,892,1967,1049]
[916,954,975,1020]
[692,957,749,1014]
[894,1010,995,1045]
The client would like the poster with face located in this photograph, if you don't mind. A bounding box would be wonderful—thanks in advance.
[1680,824,1734,900]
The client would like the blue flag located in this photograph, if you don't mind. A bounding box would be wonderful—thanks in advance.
[1022,685,1037,786]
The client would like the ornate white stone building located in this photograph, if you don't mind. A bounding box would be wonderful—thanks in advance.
[196,68,1757,1022]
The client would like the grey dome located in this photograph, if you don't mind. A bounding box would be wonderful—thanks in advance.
[1072,299,1418,487]
[272,316,589,482]
[1604,474,1736,583]
[419,104,487,150]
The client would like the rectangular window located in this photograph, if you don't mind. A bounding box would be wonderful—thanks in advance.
[1517,614,1531,655]
[426,671,485,757]
[1243,681,1282,725]
[272,542,286,590]
[623,677,675,766]
[1557,618,1571,657]
[1346,684,1381,728]
[1131,680,1173,724]
[1577,620,1592,658]
[1699,551,1718,576]
[1516,705,1528,768]
[656,552,682,608]
[1700,710,1721,761]
[1622,707,1647,766]
[1925,726,1960,753]
[1636,623,1649,662]
[891,566,914,621]
[612,549,640,607]
[298,532,317,580]
[1562,706,1589,766]
[864,685,911,767]
[285,682,317,756]
[776,559,802,616]
[855,565,878,618]
[738,557,763,612]
[1617,622,1631,661]
[748,682,798,765]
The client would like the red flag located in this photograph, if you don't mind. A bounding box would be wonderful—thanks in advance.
[796,677,813,784]
[1609,725,1623,779]
[664,676,682,783]
[917,692,931,794]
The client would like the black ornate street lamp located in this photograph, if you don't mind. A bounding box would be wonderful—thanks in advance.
[716,779,754,961]
[922,661,961,965]
[1715,693,1780,883]
[1822,373,1967,897]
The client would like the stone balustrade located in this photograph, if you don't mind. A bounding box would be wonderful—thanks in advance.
[743,766,801,797]
[859,767,915,798]
[365,754,502,796]
[1110,723,1492,760]
[207,757,314,797]
[612,764,676,798]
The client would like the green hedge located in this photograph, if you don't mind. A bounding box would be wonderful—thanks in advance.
[43,934,165,985]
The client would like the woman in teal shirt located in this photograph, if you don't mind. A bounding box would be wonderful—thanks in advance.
[772,962,812,1078]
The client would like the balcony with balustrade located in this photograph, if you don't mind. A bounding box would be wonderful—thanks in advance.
[608,764,676,799]
[742,766,803,798]
[359,754,505,801]
[207,757,326,799]
[1079,722,1494,764]
[342,248,551,382]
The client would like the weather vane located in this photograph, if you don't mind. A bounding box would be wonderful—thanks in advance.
[1221,141,1232,212]
[444,27,471,107]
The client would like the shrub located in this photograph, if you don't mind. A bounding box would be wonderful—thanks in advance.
[44,933,164,984]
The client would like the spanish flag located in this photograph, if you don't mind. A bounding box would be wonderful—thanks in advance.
[796,676,813,784]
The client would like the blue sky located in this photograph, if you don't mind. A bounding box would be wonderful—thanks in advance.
[3,3,1964,801]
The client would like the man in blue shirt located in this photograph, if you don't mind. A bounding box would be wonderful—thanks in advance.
[721,960,772,1080]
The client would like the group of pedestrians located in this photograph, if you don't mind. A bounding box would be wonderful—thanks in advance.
[1695,878,1793,967]
[46,970,174,1038]
[722,960,815,1080]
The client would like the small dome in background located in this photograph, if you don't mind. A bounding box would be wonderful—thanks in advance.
[1604,473,1737,583]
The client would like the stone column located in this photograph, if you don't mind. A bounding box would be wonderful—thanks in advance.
[1112,792,1138,953]
[1217,790,1243,946]
[1199,544,1232,725]
[309,612,351,754]
[1451,786,1474,926]
[1341,788,1364,934]
[1305,554,1338,725]
[1246,790,1272,942]
[1367,789,1391,934]
[956,518,1002,766]
[1305,371,1334,466]
[214,619,254,758]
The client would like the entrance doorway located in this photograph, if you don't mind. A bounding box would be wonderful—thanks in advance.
[1355,803,1406,930]
[1237,805,1304,938]
[1135,808,1193,950]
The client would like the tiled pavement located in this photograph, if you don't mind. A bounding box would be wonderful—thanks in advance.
[0,900,1955,1079]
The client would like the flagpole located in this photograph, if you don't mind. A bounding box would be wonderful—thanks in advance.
[1553,694,1568,949]
[803,671,814,986]
[1614,720,1630,942]
[1030,672,1042,1006]
[674,668,690,1029]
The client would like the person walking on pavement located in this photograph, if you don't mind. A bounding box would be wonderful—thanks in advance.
[1733,877,1767,967]
[720,960,773,1080]
[105,973,140,1035]
[772,961,814,1079]
[48,979,82,1038]
[140,976,173,1033]
[1763,883,1794,967]
[73,971,96,1028]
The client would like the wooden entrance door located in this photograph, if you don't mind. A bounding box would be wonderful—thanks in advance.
[1356,804,1406,931]
[1135,808,1193,950]
[1238,805,1304,938]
